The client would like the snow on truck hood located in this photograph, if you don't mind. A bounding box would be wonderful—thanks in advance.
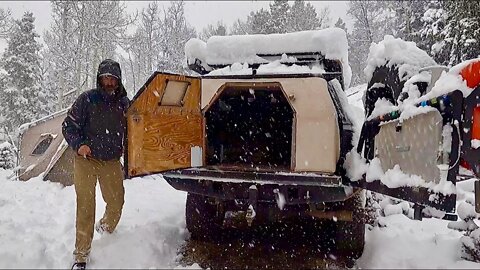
[185,27,352,88]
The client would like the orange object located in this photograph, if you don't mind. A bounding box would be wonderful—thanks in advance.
[460,60,480,89]
[473,106,480,140]
[460,158,471,170]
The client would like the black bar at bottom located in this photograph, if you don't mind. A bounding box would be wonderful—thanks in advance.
[348,177,457,213]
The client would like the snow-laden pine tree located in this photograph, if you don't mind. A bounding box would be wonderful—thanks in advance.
[234,1,330,35]
[0,12,51,131]
[0,141,15,170]
[419,0,448,64]
[441,1,480,66]
[287,0,325,32]
[420,0,480,66]
[269,0,290,33]
[247,8,272,34]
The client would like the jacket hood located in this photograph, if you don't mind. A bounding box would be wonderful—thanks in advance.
[96,59,127,99]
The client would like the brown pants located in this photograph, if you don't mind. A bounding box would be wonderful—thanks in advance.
[73,155,124,263]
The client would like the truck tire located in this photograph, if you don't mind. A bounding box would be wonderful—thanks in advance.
[335,219,365,259]
[185,193,223,240]
[334,190,366,260]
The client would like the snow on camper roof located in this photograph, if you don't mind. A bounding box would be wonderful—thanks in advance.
[185,28,352,88]
[18,108,69,135]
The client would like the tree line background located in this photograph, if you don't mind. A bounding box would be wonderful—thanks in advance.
[0,0,479,135]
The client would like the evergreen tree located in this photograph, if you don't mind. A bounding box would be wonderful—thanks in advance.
[0,142,15,170]
[247,8,272,34]
[269,0,290,33]
[0,12,51,130]
[288,0,321,32]
[0,8,12,39]
[420,0,448,64]
[420,1,480,66]
[442,1,480,66]
[243,1,330,35]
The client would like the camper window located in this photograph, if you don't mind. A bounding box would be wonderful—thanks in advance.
[31,134,54,155]
[159,80,189,106]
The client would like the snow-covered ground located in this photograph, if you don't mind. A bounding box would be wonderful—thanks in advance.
[0,84,479,269]
[1,169,479,269]
[0,171,196,269]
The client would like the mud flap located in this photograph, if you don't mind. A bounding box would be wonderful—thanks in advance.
[353,90,464,213]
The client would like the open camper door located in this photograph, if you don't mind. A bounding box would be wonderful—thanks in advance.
[126,73,203,178]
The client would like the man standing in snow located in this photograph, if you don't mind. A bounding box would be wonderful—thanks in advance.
[62,59,129,270]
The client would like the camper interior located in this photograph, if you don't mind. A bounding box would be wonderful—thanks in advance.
[204,84,294,170]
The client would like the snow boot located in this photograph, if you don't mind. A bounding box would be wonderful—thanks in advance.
[95,221,109,235]
[71,262,86,270]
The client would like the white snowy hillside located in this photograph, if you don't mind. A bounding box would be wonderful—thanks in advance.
[0,84,479,269]
[185,28,352,88]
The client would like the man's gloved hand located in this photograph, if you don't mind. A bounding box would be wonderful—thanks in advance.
[77,145,92,158]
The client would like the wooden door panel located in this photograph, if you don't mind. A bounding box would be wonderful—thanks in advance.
[127,73,202,177]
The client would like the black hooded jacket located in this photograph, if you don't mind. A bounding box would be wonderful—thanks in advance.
[62,59,130,161]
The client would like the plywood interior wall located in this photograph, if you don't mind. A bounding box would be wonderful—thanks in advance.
[127,73,203,177]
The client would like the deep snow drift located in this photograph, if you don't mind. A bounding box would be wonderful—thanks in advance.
[0,170,196,269]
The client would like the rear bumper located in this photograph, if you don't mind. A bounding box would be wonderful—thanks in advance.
[162,168,355,204]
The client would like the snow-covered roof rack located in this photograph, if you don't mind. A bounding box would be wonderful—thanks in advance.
[184,28,351,86]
